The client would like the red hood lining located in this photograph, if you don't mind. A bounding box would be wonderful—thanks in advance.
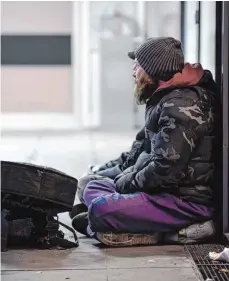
[155,63,205,93]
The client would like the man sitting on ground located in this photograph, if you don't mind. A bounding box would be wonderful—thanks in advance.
[70,37,217,247]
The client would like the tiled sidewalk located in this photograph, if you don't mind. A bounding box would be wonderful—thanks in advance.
[1,237,199,281]
[1,132,200,281]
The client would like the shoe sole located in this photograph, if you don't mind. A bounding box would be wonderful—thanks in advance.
[97,232,161,247]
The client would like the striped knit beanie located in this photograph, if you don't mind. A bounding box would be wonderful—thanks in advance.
[128,37,184,81]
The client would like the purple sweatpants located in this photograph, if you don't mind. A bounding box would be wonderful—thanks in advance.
[83,179,213,234]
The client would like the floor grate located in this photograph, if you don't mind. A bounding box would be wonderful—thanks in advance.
[185,244,229,281]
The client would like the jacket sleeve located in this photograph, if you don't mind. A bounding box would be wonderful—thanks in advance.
[115,96,208,193]
[121,127,147,171]
[96,152,130,171]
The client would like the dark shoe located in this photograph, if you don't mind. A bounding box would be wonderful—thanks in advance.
[69,203,88,219]
[72,212,89,236]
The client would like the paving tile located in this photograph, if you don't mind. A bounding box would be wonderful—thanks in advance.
[106,254,193,269]
[105,244,186,257]
[2,270,108,281]
[1,249,106,271]
[107,268,198,281]
[76,237,107,253]
[106,245,193,269]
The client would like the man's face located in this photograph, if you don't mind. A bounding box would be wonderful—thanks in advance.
[132,60,159,104]
[132,60,141,83]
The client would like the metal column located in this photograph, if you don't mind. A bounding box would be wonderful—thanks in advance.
[222,1,229,238]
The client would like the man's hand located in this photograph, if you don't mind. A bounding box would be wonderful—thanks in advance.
[88,165,101,174]
[114,166,134,182]
[115,171,136,194]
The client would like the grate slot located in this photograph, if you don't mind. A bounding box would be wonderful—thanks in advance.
[186,244,229,281]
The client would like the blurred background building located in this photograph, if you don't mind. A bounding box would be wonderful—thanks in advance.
[0,1,217,179]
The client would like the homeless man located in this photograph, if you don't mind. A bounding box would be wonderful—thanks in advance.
[71,37,217,247]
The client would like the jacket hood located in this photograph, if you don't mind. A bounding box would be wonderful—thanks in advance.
[147,63,217,105]
[157,63,204,91]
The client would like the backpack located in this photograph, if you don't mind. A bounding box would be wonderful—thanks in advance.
[1,161,79,251]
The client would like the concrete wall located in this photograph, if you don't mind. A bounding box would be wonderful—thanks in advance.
[1,1,72,113]
[1,1,72,34]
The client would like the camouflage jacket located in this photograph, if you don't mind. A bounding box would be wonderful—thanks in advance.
[114,70,217,205]
[96,127,146,179]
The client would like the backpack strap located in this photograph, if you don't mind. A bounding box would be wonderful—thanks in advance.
[42,217,79,249]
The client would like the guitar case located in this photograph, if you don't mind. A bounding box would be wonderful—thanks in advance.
[1,161,79,250]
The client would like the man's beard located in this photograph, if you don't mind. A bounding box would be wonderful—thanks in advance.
[134,82,159,105]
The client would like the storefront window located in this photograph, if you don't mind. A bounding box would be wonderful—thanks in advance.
[183,1,216,77]
[146,1,181,40]
[200,1,216,78]
[183,1,199,64]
